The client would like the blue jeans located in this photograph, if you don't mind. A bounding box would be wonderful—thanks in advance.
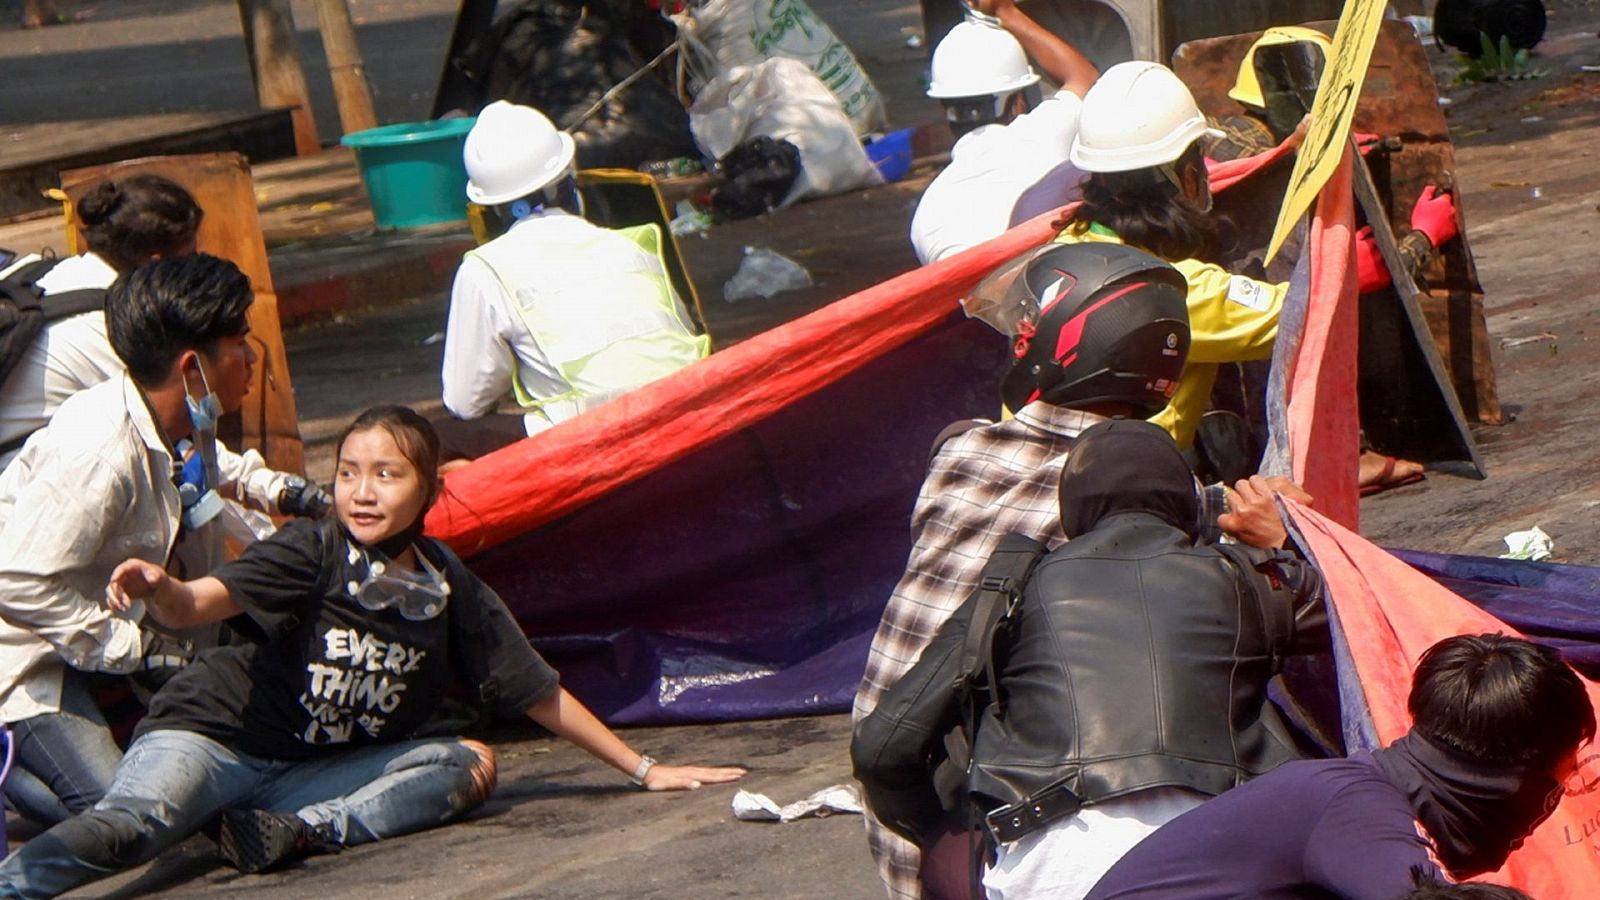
[1,671,122,826]
[0,729,483,899]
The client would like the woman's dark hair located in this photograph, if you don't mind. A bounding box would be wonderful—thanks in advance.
[76,175,203,274]
[1410,633,1596,770]
[335,406,444,509]
[1055,143,1217,263]
[1404,868,1533,899]
[106,253,253,384]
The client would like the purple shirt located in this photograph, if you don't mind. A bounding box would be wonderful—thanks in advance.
[1087,755,1439,899]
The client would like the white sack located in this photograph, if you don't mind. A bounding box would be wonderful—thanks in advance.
[690,57,883,206]
[681,0,886,135]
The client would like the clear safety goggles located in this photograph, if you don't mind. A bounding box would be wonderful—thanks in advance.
[350,549,451,621]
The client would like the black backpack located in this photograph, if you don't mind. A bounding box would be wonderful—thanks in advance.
[0,254,110,392]
[0,253,110,456]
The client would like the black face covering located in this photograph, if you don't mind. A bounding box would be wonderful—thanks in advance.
[371,516,427,561]
[1373,730,1563,879]
[1057,419,1199,540]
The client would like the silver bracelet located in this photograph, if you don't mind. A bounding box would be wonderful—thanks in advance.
[630,755,656,787]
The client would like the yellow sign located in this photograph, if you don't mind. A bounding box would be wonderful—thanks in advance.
[1264,0,1390,262]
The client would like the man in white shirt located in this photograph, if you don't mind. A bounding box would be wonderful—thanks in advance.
[0,254,258,825]
[439,101,709,459]
[909,0,1100,265]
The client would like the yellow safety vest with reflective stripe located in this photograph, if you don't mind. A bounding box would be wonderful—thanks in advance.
[1054,223,1287,449]
[466,219,710,424]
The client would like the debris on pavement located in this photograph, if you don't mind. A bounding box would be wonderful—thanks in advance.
[1501,526,1554,561]
[669,201,715,238]
[732,784,863,822]
[724,246,813,302]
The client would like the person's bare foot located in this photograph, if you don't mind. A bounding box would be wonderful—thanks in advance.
[1358,450,1425,494]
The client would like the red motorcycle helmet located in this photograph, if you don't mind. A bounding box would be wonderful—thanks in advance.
[989,242,1191,416]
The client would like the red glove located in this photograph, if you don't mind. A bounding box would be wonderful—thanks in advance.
[1355,225,1391,294]
[1353,132,1382,155]
[1410,185,1458,248]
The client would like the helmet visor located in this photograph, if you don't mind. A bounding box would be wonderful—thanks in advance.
[961,245,1054,336]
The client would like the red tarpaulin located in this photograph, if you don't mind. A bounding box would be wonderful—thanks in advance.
[1276,150,1600,893]
[425,149,1293,553]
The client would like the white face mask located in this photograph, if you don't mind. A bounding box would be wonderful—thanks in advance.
[180,358,225,530]
[185,357,224,435]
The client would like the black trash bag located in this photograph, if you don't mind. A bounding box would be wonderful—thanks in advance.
[1434,0,1546,57]
[454,0,698,170]
[711,137,803,221]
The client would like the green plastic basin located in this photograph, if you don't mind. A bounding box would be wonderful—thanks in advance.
[341,117,476,229]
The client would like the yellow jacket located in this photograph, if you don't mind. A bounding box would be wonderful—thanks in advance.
[1055,224,1286,448]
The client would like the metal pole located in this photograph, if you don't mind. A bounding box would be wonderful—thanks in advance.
[314,0,380,135]
[237,0,321,156]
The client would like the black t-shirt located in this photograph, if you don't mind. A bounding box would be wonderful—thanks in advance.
[138,519,560,760]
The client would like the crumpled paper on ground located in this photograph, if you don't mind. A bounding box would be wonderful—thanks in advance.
[731,784,862,822]
[1500,526,1554,561]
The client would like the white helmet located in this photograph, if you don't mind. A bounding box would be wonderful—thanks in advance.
[463,101,577,206]
[1069,62,1222,173]
[926,18,1040,99]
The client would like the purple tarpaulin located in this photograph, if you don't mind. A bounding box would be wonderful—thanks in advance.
[468,315,1009,724]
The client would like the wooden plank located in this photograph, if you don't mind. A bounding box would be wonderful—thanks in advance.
[59,153,306,474]
[1349,138,1485,476]
[237,0,321,155]
[1174,20,1500,425]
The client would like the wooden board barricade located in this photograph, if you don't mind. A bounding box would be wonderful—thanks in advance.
[1175,20,1501,446]
[60,153,306,474]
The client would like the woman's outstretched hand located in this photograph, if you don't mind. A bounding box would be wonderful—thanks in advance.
[105,558,170,614]
[642,763,748,792]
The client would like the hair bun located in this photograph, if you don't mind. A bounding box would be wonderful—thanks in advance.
[75,180,125,227]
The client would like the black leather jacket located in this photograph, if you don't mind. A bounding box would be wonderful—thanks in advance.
[853,511,1328,845]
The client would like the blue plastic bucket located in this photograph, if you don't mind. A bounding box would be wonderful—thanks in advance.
[341,117,476,229]
[865,127,915,183]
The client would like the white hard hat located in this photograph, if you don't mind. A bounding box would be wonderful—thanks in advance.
[926,18,1040,99]
[463,101,577,206]
[1069,62,1222,173]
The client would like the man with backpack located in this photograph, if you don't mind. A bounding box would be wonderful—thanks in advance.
[851,242,1306,898]
[854,419,1328,898]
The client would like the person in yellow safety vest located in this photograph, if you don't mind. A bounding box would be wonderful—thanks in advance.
[1051,61,1457,493]
[438,101,710,461]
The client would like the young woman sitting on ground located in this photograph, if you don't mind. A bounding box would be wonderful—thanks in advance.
[0,405,744,898]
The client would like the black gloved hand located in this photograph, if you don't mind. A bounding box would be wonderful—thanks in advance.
[277,475,332,519]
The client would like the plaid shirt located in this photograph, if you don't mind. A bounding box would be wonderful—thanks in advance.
[852,403,1225,899]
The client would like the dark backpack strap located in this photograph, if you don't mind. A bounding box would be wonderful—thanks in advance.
[957,533,1049,716]
[36,288,108,323]
[0,256,63,305]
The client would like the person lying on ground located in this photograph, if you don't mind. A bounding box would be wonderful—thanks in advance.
[438,101,708,462]
[0,174,314,513]
[852,241,1312,900]
[1085,633,1595,899]
[855,419,1329,899]
[1055,61,1458,495]
[909,0,1099,264]
[0,254,283,827]
[0,405,745,898]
